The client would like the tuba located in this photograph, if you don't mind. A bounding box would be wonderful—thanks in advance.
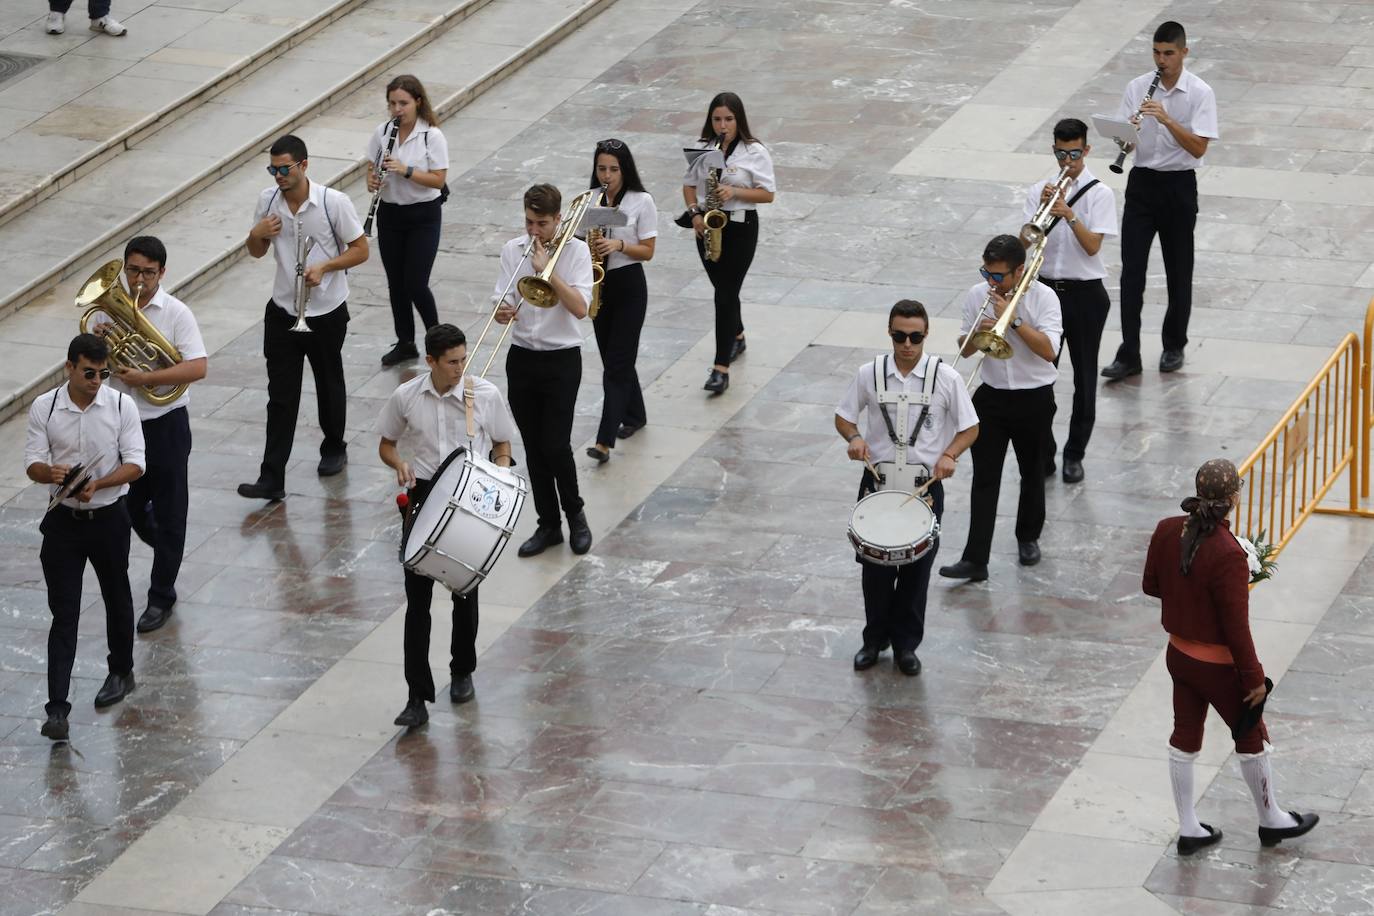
[517,188,598,309]
[701,133,727,262]
[77,259,187,406]
[586,183,609,319]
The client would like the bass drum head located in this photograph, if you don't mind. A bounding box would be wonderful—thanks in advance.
[402,447,471,566]
[849,489,936,547]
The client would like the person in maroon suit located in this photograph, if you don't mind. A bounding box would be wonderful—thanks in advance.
[1143,458,1318,855]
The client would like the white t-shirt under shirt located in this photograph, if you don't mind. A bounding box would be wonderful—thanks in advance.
[682,138,776,212]
[92,284,208,421]
[835,353,979,468]
[1022,167,1117,281]
[596,189,657,273]
[959,280,1063,391]
[365,119,449,206]
[492,235,593,351]
[1118,68,1219,171]
[252,180,365,316]
[376,373,517,480]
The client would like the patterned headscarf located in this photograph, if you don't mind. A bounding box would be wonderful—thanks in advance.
[1179,458,1241,575]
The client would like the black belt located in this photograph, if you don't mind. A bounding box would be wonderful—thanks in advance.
[1038,277,1100,292]
[53,498,124,521]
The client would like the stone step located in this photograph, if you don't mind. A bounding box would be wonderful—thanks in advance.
[0,0,617,423]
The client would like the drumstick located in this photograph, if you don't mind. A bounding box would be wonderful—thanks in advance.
[900,477,936,507]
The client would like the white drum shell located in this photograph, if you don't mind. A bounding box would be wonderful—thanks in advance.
[847,489,940,567]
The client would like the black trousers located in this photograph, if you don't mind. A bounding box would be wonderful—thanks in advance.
[695,212,758,367]
[1042,278,1110,463]
[591,263,648,447]
[1116,167,1198,363]
[963,384,1056,565]
[402,476,478,703]
[506,344,583,528]
[857,473,944,653]
[40,501,135,716]
[260,300,349,488]
[127,406,191,608]
[377,199,441,344]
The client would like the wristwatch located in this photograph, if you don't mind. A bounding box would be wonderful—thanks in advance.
[1011,317,1024,329]
[405,166,414,179]
[1067,216,1078,226]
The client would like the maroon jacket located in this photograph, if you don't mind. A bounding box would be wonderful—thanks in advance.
[1143,516,1264,690]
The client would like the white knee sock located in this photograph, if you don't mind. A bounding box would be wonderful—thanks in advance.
[1169,746,1208,838]
[1237,747,1298,829]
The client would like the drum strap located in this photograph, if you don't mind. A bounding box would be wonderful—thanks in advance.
[874,355,939,449]
[463,376,476,439]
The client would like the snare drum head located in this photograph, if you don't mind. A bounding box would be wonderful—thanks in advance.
[849,490,936,547]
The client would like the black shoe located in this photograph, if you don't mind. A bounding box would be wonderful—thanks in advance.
[938,560,988,581]
[1177,824,1223,856]
[1160,349,1185,373]
[518,526,563,558]
[895,649,921,676]
[568,511,592,555]
[1101,359,1142,381]
[94,672,134,708]
[586,446,610,464]
[1062,458,1084,484]
[40,713,69,741]
[136,604,173,633]
[1045,459,1056,478]
[1259,811,1319,848]
[1018,540,1041,566]
[317,452,347,477]
[237,479,285,501]
[393,699,428,728]
[704,369,728,393]
[617,422,644,439]
[853,641,889,671]
[450,675,475,704]
[381,341,419,367]
[729,337,747,363]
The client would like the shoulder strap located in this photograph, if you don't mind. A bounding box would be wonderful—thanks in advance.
[463,376,476,439]
[1046,179,1101,234]
[45,385,61,423]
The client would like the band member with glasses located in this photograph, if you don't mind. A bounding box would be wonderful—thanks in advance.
[238,134,368,501]
[379,324,516,729]
[585,139,656,465]
[91,236,208,633]
[1102,20,1218,380]
[26,334,146,741]
[367,74,450,368]
[682,92,775,395]
[494,184,595,557]
[836,300,978,676]
[940,235,1061,581]
[1024,119,1116,484]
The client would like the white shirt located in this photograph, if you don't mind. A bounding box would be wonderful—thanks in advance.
[595,189,657,272]
[959,280,1062,391]
[25,383,146,509]
[376,373,517,480]
[682,139,776,212]
[93,284,208,421]
[493,234,593,351]
[1119,68,1219,171]
[836,354,979,467]
[1023,167,1117,281]
[253,180,365,316]
[366,119,448,206]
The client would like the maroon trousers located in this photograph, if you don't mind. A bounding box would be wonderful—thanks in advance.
[1167,643,1267,754]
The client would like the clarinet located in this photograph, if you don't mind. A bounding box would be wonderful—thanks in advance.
[363,117,401,237]
[1110,69,1163,175]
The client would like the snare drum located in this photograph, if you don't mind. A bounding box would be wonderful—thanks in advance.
[402,448,527,595]
[847,489,940,566]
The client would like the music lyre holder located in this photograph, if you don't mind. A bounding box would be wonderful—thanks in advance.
[581,207,629,229]
[683,147,725,177]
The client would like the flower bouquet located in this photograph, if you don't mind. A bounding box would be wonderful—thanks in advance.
[1234,529,1278,584]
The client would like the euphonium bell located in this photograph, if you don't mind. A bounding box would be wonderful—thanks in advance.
[76,259,187,406]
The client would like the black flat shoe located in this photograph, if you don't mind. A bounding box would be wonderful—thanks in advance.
[853,642,889,671]
[1062,458,1084,484]
[586,446,610,464]
[1018,540,1041,566]
[381,341,419,367]
[450,675,475,704]
[237,479,285,501]
[568,511,592,555]
[317,452,348,477]
[136,604,173,633]
[393,699,428,728]
[1177,824,1223,855]
[94,672,134,708]
[729,337,747,363]
[895,649,921,676]
[40,713,69,741]
[1259,811,1319,848]
[518,526,563,558]
[938,560,988,581]
[1160,349,1185,373]
[1101,359,1142,380]
[704,369,728,394]
[617,422,644,439]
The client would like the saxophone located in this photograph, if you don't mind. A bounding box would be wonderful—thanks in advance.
[701,133,727,262]
[586,183,608,318]
[76,259,186,406]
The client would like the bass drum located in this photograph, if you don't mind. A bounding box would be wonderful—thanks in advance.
[402,447,526,595]
[847,489,939,567]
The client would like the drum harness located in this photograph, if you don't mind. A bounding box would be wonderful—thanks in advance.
[872,354,940,494]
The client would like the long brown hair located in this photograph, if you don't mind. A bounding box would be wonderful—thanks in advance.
[386,74,438,126]
[698,92,760,144]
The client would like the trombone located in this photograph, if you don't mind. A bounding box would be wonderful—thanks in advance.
[954,242,1048,392]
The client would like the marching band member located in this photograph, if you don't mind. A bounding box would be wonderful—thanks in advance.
[367,74,450,368]
[494,184,595,557]
[379,324,516,728]
[940,235,1061,581]
[101,236,208,633]
[26,334,146,740]
[1101,20,1218,380]
[1024,119,1116,483]
[836,301,978,675]
[682,92,775,395]
[585,139,656,464]
[1144,458,1318,854]
[238,135,368,501]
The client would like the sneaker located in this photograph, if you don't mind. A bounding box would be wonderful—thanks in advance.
[45,11,64,33]
[89,16,127,36]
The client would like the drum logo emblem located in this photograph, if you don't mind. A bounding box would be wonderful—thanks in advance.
[468,476,505,519]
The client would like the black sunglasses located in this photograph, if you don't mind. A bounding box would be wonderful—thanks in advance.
[266,162,301,177]
[82,368,111,380]
[596,139,624,152]
[889,330,925,344]
[1053,148,1085,161]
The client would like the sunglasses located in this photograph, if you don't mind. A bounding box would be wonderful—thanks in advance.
[596,139,625,152]
[82,368,111,380]
[1052,148,1085,161]
[979,267,1012,283]
[265,162,301,177]
[889,330,925,344]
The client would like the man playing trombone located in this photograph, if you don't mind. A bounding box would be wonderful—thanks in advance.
[939,235,1061,581]
[492,184,595,558]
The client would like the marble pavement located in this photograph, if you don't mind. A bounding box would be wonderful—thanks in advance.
[1,0,1374,913]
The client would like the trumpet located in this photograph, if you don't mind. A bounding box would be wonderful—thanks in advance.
[586,183,609,318]
[701,133,727,262]
[956,243,1049,392]
[76,260,187,406]
[1110,68,1163,174]
[1021,164,1073,248]
[291,213,315,333]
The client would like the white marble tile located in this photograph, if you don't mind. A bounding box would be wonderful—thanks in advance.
[989,887,1179,916]
[987,831,1166,895]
